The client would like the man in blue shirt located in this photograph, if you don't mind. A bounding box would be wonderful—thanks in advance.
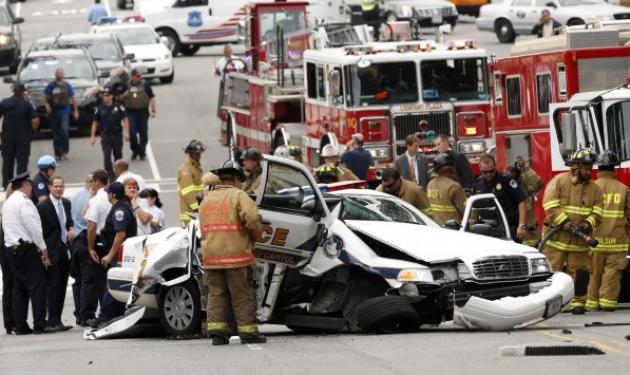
[69,172,92,323]
[341,133,373,180]
[87,0,109,25]
[44,68,79,161]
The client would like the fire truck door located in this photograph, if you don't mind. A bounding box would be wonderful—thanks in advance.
[549,103,603,170]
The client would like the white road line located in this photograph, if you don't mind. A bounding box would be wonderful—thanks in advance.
[15,1,21,17]
[146,141,162,181]
[103,0,112,16]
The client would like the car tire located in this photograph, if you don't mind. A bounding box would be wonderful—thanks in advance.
[160,71,175,84]
[158,280,201,336]
[356,295,420,333]
[567,18,585,26]
[157,29,181,57]
[117,0,126,10]
[180,44,201,57]
[495,18,516,44]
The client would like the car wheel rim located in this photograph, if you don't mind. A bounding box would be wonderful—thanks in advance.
[164,286,194,330]
[162,36,176,53]
[500,25,509,36]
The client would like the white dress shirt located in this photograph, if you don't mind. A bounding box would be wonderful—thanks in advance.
[406,152,418,184]
[215,55,245,78]
[84,188,111,234]
[1,191,47,251]
[116,171,146,191]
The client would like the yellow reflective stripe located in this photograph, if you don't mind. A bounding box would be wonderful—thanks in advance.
[585,216,596,228]
[430,204,457,212]
[543,199,560,210]
[179,185,196,195]
[192,184,204,192]
[180,213,193,220]
[546,240,589,252]
[599,298,618,308]
[207,322,228,332]
[522,239,539,247]
[422,207,433,215]
[591,243,628,252]
[599,209,624,219]
[561,205,592,216]
[569,301,585,308]
[237,324,258,335]
[554,212,569,226]
[585,300,600,309]
[190,202,200,210]
[592,206,604,215]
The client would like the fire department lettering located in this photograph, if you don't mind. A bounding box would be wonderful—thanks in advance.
[603,193,621,204]
[399,102,443,112]
[256,225,290,246]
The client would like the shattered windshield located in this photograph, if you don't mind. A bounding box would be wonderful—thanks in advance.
[341,196,426,224]
[346,62,419,107]
[420,58,489,101]
[19,56,95,81]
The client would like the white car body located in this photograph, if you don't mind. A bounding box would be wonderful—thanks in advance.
[346,0,458,26]
[96,156,573,339]
[476,0,630,42]
[92,22,174,83]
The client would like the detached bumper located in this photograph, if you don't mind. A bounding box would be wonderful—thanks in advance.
[107,267,160,309]
[452,272,574,331]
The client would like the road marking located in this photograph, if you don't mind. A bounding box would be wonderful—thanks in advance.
[15,1,20,17]
[247,344,262,350]
[103,0,112,16]
[146,141,162,181]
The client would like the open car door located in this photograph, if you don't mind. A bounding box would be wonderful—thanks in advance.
[460,193,511,240]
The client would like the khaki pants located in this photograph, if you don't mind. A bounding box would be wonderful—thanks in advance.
[586,252,628,310]
[203,266,258,336]
[543,247,590,308]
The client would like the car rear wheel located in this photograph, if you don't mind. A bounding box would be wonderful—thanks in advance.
[157,29,181,57]
[495,19,515,43]
[159,280,201,336]
[180,44,201,57]
[567,18,585,26]
[356,295,420,333]
[159,71,174,84]
[116,0,127,10]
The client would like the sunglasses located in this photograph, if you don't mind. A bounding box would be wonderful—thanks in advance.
[480,168,496,175]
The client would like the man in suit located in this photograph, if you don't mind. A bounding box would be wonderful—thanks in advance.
[37,175,75,332]
[393,134,430,188]
[434,134,474,192]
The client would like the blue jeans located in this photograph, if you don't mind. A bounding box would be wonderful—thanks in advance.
[50,111,70,157]
[128,110,149,157]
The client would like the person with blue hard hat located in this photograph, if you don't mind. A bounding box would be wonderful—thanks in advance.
[32,155,57,204]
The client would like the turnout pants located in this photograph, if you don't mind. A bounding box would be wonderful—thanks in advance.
[543,247,591,309]
[586,252,628,311]
[203,266,258,337]
[46,247,70,325]
[101,134,123,181]
[1,261,14,331]
[128,109,149,158]
[1,137,31,188]
[6,244,47,331]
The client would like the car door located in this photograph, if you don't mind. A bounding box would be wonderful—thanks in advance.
[461,193,512,240]
[509,0,535,33]
[168,0,213,44]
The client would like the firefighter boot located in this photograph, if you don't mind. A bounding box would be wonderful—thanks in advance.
[240,334,267,344]
[210,334,229,345]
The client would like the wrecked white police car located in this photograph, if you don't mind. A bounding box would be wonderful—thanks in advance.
[105,155,573,337]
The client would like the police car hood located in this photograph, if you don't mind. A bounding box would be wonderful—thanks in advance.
[123,44,169,60]
[345,221,532,263]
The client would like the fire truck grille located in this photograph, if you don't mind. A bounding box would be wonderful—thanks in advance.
[614,13,630,20]
[393,111,451,155]
[472,256,530,280]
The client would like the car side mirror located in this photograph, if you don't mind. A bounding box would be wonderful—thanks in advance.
[545,2,557,8]
[13,17,24,25]
[444,219,461,231]
[3,76,15,84]
[471,223,492,236]
[123,53,135,60]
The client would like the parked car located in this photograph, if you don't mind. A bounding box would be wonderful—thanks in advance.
[28,33,133,84]
[347,0,459,28]
[92,21,174,83]
[3,49,102,135]
[448,0,490,17]
[0,0,23,74]
[92,155,574,339]
[476,0,630,43]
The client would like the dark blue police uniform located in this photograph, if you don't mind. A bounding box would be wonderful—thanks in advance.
[31,171,50,204]
[0,94,38,188]
[473,172,527,241]
[94,103,127,179]
[340,147,373,180]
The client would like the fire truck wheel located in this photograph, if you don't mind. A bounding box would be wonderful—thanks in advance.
[495,19,515,43]
[157,29,181,57]
[180,44,201,57]
[566,18,585,26]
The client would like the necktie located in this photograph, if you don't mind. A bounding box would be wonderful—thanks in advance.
[58,201,67,243]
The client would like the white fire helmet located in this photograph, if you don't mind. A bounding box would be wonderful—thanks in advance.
[321,144,339,157]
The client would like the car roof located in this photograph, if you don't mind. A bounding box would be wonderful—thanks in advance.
[26,48,91,58]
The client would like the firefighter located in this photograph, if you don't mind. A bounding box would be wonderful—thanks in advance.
[177,140,205,226]
[586,150,630,312]
[321,144,358,181]
[376,167,431,215]
[541,148,603,314]
[515,156,544,247]
[241,148,264,193]
[200,165,265,345]
[314,164,339,184]
[426,153,466,226]
[274,145,312,173]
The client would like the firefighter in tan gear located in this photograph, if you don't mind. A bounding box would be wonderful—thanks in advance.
[541,148,603,315]
[376,167,431,215]
[516,156,544,247]
[586,150,630,311]
[177,140,206,226]
[241,148,263,193]
[200,165,266,345]
[321,144,358,181]
[426,153,466,226]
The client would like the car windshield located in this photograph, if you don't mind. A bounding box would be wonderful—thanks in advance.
[19,56,95,81]
[558,0,606,5]
[0,8,10,26]
[341,195,426,225]
[420,58,489,101]
[111,28,157,46]
[57,39,121,61]
[346,62,419,107]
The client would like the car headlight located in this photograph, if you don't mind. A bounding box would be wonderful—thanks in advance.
[597,14,614,21]
[457,263,472,279]
[531,258,552,274]
[366,146,390,160]
[0,34,13,45]
[397,268,433,283]
[398,5,413,18]
[459,141,485,154]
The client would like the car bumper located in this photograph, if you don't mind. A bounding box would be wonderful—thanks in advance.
[452,272,574,331]
[107,267,160,309]
[131,59,173,78]
[400,15,459,27]
[475,17,495,31]
[0,46,18,67]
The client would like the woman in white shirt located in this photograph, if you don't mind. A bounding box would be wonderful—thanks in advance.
[138,188,166,234]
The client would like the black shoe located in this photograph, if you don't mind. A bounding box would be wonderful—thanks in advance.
[572,306,586,315]
[87,319,107,329]
[131,153,138,160]
[33,326,56,334]
[14,327,33,335]
[5,327,14,335]
[211,336,229,346]
[240,334,267,344]
[77,319,92,327]
[48,323,73,332]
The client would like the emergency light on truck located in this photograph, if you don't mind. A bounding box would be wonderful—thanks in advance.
[457,112,485,138]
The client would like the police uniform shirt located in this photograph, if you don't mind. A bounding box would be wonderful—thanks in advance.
[84,188,112,234]
[0,95,37,140]
[1,191,47,250]
[94,103,127,136]
[31,172,50,204]
[473,172,526,226]
[102,200,136,249]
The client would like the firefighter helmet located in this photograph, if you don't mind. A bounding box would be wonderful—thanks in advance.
[183,139,206,154]
[597,149,620,167]
[274,145,302,159]
[432,152,455,171]
[241,147,263,162]
[566,148,596,167]
[37,155,57,170]
[315,164,339,183]
[321,144,339,157]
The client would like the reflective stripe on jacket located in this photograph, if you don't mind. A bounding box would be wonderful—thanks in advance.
[362,0,378,12]
[592,171,630,252]
[426,175,466,225]
[177,156,204,222]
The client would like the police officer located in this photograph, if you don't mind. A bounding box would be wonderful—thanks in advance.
[90,88,130,180]
[376,167,431,215]
[426,153,467,226]
[586,150,630,312]
[1,172,52,334]
[124,69,156,161]
[44,68,79,160]
[200,165,266,345]
[0,84,39,189]
[91,182,136,327]
[473,154,527,241]
[69,173,92,323]
[542,148,603,314]
[178,140,205,226]
[241,148,264,193]
[320,144,358,182]
[31,155,57,204]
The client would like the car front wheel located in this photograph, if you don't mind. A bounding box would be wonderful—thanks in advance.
[356,295,420,333]
[159,280,201,336]
[495,19,516,43]
[160,71,174,84]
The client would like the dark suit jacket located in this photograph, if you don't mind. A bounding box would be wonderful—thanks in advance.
[531,20,562,38]
[450,149,474,190]
[393,153,430,188]
[37,197,73,266]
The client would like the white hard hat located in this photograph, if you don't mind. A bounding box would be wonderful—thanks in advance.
[321,144,339,157]
[273,145,291,159]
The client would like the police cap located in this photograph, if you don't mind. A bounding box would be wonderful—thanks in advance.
[13,83,27,94]
[106,181,125,198]
[9,171,32,185]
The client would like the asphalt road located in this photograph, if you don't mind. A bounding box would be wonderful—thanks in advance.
[3,2,630,374]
